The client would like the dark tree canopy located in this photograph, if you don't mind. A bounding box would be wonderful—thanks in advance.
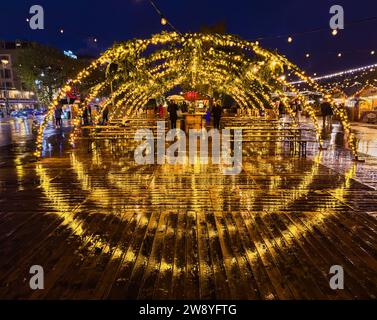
[14,43,91,106]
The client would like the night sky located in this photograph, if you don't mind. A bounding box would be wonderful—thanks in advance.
[1,0,377,75]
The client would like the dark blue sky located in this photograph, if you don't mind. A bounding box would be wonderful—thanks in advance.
[1,0,377,75]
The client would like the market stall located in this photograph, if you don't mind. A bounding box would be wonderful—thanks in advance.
[353,85,377,122]
[182,91,209,130]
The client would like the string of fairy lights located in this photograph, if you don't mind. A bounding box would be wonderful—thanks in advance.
[34,32,360,161]
[290,62,377,101]
[291,62,377,84]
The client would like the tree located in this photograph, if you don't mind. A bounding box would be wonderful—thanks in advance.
[14,43,89,107]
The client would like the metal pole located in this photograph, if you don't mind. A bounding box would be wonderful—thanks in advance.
[2,62,9,116]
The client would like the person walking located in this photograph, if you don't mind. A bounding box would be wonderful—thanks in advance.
[167,102,178,129]
[212,102,222,129]
[54,105,63,128]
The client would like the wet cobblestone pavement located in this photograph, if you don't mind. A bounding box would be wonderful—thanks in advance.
[0,117,376,299]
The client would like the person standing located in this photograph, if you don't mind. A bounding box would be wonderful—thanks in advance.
[167,102,178,129]
[82,106,89,126]
[296,102,302,122]
[213,102,222,129]
[88,105,92,124]
[102,105,109,125]
[205,107,211,125]
[159,104,164,118]
[54,105,63,128]
[321,101,333,131]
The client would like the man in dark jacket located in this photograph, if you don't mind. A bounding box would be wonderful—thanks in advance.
[321,101,333,130]
[102,105,109,125]
[167,103,178,129]
[212,103,222,129]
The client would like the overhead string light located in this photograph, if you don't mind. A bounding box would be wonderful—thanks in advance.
[290,62,377,84]
[252,15,377,43]
[148,0,181,35]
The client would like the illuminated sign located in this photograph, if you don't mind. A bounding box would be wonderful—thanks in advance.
[63,50,77,59]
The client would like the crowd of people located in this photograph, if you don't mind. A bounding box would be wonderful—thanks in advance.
[165,100,227,130]
[52,103,110,129]
[50,97,340,133]
[81,105,110,126]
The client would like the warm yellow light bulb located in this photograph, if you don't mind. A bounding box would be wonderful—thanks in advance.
[161,17,167,26]
[332,29,338,36]
[287,36,293,43]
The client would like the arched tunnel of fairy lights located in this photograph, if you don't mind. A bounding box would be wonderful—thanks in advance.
[35,32,358,158]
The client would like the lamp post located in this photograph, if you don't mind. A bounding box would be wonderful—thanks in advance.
[1,58,9,116]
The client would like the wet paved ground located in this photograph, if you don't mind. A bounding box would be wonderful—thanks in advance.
[0,117,376,299]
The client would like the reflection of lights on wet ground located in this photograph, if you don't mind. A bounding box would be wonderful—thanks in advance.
[34,136,357,271]
[14,156,25,191]
[2,116,377,299]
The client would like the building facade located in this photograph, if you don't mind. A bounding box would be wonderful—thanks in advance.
[0,40,38,113]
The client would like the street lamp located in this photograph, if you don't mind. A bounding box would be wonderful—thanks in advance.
[1,58,9,116]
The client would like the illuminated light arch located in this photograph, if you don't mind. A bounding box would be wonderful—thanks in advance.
[35,32,358,158]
